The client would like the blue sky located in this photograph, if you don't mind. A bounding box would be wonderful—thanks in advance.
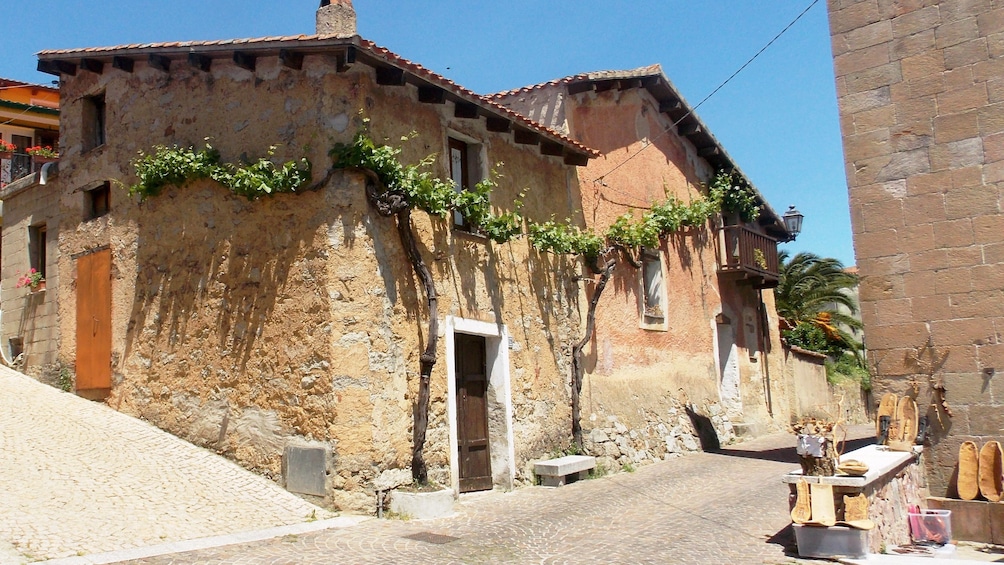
[3,0,854,265]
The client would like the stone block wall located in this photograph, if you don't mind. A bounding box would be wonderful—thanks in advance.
[828,0,1004,495]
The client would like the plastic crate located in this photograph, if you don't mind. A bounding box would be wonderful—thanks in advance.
[793,524,869,559]
[909,508,951,545]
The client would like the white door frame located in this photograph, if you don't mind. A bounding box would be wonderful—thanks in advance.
[445,316,515,495]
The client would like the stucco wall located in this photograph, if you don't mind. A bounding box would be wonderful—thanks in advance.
[828,0,1004,495]
[500,83,793,451]
[0,172,60,376]
[39,51,585,510]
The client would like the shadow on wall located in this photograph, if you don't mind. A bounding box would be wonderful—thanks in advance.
[685,404,720,451]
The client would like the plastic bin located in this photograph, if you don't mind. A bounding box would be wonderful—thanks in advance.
[793,524,869,559]
[909,508,952,545]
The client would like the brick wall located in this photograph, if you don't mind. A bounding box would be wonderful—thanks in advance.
[828,0,1004,495]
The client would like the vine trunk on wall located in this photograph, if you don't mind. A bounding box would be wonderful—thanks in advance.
[571,256,616,447]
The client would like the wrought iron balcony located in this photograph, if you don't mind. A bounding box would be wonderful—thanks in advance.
[716,225,780,288]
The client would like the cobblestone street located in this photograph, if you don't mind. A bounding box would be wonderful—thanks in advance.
[121,426,873,565]
[0,366,334,563]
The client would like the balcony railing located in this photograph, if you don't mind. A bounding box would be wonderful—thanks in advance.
[716,225,780,288]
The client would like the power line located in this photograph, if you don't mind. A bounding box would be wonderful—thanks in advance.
[591,0,822,187]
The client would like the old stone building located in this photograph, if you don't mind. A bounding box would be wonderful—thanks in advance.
[828,0,1004,496]
[8,4,611,510]
[494,66,799,459]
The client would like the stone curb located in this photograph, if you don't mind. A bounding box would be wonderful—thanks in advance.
[38,516,371,564]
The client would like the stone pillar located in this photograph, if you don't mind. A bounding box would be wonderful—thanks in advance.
[317,0,357,37]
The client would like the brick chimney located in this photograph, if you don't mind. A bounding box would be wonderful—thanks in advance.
[316,0,357,36]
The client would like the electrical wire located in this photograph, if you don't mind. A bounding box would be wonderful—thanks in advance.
[591,0,822,187]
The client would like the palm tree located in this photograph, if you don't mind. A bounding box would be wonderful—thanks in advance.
[776,251,862,354]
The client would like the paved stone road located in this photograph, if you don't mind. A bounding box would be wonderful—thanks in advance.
[0,366,331,563]
[122,426,875,564]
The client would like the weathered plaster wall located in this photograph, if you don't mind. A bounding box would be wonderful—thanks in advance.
[505,84,793,454]
[50,53,582,510]
[828,0,1004,495]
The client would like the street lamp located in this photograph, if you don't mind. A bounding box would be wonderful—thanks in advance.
[783,205,804,241]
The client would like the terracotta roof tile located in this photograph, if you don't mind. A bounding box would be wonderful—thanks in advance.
[490,64,665,99]
[37,34,596,158]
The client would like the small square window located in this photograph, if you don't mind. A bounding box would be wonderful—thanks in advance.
[82,93,106,152]
[85,182,111,220]
[641,249,665,325]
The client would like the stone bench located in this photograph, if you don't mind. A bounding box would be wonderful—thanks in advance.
[534,455,596,487]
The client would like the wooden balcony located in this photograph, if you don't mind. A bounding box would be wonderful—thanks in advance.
[716,225,780,288]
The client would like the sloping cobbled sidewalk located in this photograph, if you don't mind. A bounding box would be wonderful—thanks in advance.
[0,366,331,563]
[123,426,873,564]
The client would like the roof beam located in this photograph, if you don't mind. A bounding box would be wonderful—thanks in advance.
[188,53,212,73]
[454,102,478,119]
[679,123,702,136]
[698,146,720,158]
[418,86,446,104]
[37,60,76,76]
[486,117,511,133]
[80,58,104,74]
[513,129,540,146]
[233,51,256,72]
[375,66,405,86]
[594,80,616,93]
[279,49,303,70]
[618,79,641,90]
[659,99,682,113]
[149,54,171,72]
[336,46,355,72]
[564,152,590,167]
[540,141,564,156]
[112,57,134,73]
[567,82,594,95]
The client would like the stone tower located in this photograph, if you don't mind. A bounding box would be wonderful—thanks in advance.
[316,0,357,37]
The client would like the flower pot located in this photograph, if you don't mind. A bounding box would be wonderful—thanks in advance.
[31,156,58,165]
[33,281,46,293]
[0,152,12,160]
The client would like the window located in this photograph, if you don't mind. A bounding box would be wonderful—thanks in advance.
[29,224,46,279]
[84,182,111,220]
[448,137,485,233]
[10,134,31,181]
[641,248,666,326]
[449,138,471,230]
[82,93,106,151]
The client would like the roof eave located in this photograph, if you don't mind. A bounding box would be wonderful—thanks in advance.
[37,35,599,165]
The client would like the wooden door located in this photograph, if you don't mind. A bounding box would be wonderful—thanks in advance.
[76,249,111,396]
[455,333,492,492]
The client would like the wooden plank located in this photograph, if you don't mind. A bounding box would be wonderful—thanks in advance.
[486,117,511,133]
[279,49,303,70]
[80,59,104,74]
[188,53,212,72]
[112,57,134,73]
[618,79,641,90]
[149,54,171,72]
[540,141,564,156]
[454,102,478,119]
[375,66,405,86]
[698,146,720,157]
[233,51,256,72]
[418,86,446,104]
